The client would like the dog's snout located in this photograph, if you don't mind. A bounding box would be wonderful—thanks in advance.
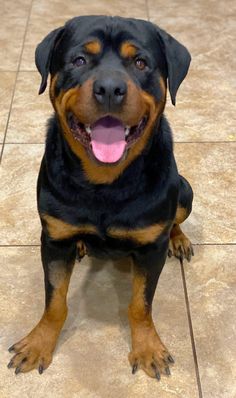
[93,77,127,108]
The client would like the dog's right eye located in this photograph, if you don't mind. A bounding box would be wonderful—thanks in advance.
[135,58,147,71]
[73,57,87,67]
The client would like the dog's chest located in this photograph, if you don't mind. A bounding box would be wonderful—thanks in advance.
[41,193,167,254]
[40,175,175,255]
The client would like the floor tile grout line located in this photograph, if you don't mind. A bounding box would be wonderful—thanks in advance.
[0,243,235,247]
[0,80,19,164]
[180,261,203,398]
[145,0,150,21]
[174,141,236,144]
[0,0,34,164]
[194,242,236,246]
[0,245,40,248]
[175,141,236,144]
[1,143,44,145]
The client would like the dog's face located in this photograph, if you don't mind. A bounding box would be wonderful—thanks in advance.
[36,16,190,183]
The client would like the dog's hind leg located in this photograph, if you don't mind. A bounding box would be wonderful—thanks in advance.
[168,175,194,262]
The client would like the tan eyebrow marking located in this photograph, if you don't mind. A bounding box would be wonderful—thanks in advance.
[120,42,138,58]
[84,40,101,55]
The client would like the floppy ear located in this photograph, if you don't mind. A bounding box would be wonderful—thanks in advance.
[157,27,191,105]
[35,27,65,95]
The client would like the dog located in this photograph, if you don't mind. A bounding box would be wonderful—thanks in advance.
[7,15,193,380]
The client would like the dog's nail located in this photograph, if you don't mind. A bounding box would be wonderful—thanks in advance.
[132,364,138,374]
[8,345,15,353]
[15,367,21,375]
[151,362,160,380]
[165,367,171,376]
[38,365,44,375]
[168,355,175,364]
[186,249,191,262]
[7,360,13,369]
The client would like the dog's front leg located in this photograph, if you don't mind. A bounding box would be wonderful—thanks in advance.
[8,232,76,374]
[128,239,174,379]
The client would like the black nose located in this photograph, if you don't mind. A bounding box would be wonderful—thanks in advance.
[93,77,127,109]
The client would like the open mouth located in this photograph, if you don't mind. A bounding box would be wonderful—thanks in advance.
[67,114,147,164]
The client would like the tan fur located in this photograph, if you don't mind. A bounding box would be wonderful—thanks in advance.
[120,42,137,58]
[108,222,166,244]
[175,207,188,224]
[50,76,166,184]
[128,268,170,378]
[9,263,73,372]
[42,214,98,240]
[84,40,101,55]
[77,240,87,258]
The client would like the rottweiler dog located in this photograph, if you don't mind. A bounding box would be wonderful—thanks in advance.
[8,16,193,380]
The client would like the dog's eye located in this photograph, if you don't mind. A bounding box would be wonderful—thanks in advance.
[135,58,147,71]
[73,56,86,67]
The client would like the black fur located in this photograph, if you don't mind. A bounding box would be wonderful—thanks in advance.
[36,15,193,312]
[7,16,194,378]
[37,15,193,370]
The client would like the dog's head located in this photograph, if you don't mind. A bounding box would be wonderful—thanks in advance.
[36,16,190,183]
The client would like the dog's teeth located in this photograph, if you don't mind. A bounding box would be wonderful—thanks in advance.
[85,125,91,134]
[125,127,130,137]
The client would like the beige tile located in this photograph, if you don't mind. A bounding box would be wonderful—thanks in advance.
[6,72,52,143]
[165,68,236,142]
[184,245,236,398]
[0,72,16,143]
[149,1,236,72]
[20,16,68,71]
[0,18,27,71]
[31,0,147,19]
[148,0,236,19]
[0,144,43,245]
[1,0,31,18]
[0,246,198,397]
[175,143,236,244]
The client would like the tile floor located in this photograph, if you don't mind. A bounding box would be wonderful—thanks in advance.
[0,0,235,397]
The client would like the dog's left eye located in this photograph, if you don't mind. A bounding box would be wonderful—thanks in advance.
[135,58,147,71]
[73,57,87,67]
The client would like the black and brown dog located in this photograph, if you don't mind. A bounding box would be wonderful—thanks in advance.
[8,15,194,380]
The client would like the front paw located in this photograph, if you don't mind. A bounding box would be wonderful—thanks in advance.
[7,323,57,375]
[128,329,174,379]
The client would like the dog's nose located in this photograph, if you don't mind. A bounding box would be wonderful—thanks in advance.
[93,78,127,108]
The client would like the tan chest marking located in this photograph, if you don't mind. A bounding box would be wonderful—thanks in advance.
[107,223,166,245]
[42,214,98,240]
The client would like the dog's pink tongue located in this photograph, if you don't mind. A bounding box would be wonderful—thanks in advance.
[91,116,126,163]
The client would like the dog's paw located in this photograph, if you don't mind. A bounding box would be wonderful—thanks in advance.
[77,240,87,261]
[7,325,56,375]
[128,331,174,379]
[168,229,194,263]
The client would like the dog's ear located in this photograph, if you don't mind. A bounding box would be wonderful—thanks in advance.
[35,27,65,95]
[157,27,191,105]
